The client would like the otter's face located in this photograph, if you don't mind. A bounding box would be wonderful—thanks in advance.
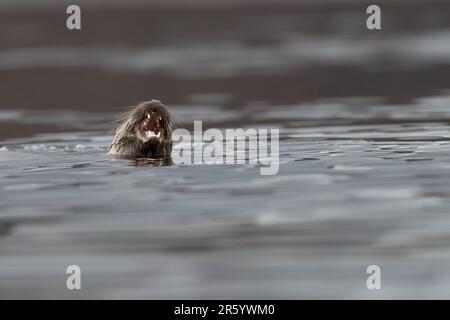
[131,101,173,143]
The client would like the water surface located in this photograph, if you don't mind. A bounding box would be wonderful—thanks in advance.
[2,97,450,298]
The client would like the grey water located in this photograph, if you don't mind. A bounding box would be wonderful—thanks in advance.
[2,96,450,298]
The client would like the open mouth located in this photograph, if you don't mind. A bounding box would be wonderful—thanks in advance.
[139,112,163,141]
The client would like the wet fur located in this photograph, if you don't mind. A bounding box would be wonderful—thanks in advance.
[108,100,174,159]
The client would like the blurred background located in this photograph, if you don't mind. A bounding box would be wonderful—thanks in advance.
[2,0,450,135]
[2,0,450,299]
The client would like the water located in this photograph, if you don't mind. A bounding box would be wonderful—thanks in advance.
[2,0,450,299]
[2,96,450,298]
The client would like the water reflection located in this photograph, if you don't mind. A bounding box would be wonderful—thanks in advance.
[131,157,173,167]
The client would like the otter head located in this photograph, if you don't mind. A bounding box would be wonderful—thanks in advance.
[108,99,174,159]
[131,100,174,143]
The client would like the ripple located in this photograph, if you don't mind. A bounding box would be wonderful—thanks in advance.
[2,99,450,299]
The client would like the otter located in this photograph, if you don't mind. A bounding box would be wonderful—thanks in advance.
[108,100,174,160]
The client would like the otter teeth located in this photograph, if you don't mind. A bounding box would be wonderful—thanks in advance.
[144,130,161,138]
